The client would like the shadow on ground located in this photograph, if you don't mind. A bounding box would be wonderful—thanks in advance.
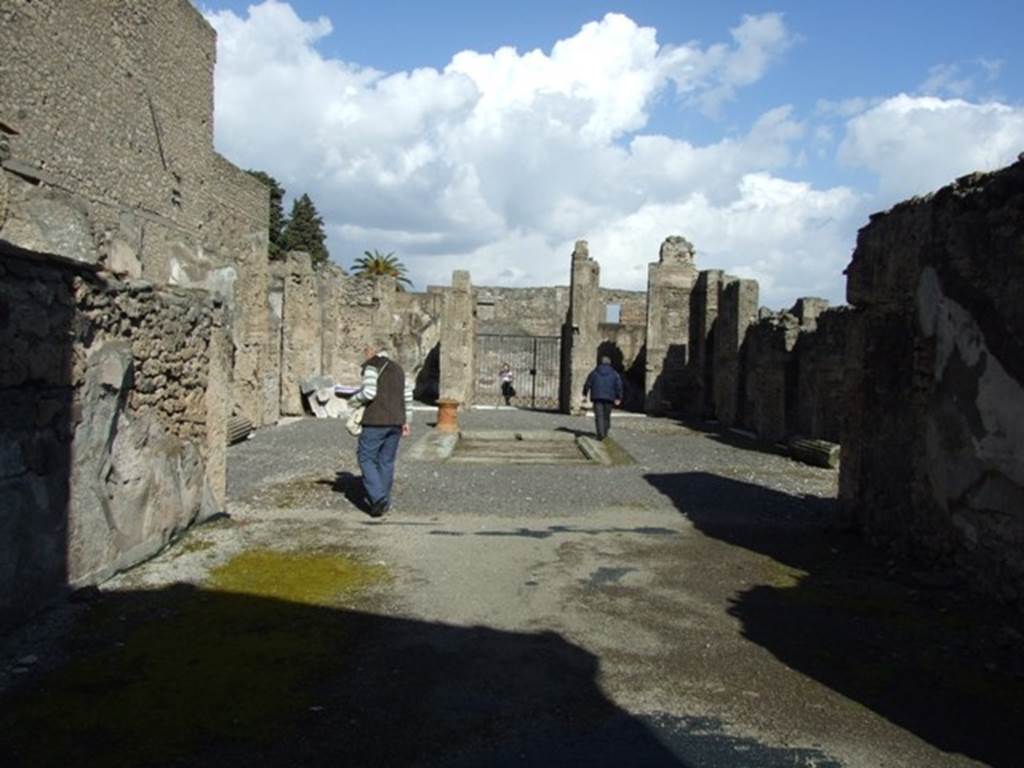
[0,584,843,768]
[320,470,369,513]
[646,471,1024,768]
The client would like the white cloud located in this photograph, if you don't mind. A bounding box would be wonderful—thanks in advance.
[838,94,1024,201]
[919,63,975,98]
[203,1,861,307]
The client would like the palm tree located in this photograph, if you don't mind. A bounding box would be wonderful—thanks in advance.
[352,249,413,290]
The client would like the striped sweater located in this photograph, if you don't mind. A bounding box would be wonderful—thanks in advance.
[351,352,413,425]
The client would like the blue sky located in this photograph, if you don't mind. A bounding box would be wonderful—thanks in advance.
[198,0,1024,306]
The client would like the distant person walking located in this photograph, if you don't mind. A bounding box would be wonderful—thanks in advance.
[499,362,515,406]
[351,341,413,517]
[583,356,623,440]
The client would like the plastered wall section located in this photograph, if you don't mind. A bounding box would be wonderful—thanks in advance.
[841,159,1024,605]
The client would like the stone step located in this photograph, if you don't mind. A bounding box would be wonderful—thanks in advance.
[448,454,592,465]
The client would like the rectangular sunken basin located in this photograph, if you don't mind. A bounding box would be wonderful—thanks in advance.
[449,430,612,465]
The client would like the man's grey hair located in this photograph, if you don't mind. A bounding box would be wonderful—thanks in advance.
[367,336,391,354]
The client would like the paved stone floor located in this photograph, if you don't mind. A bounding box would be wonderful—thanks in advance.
[2,410,1022,767]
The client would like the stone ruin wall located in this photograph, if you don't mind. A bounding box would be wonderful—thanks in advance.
[1,0,271,428]
[645,236,699,415]
[0,0,258,624]
[555,237,846,428]
[274,252,443,415]
[463,282,646,408]
[1,245,226,627]
[472,285,568,336]
[841,158,1024,606]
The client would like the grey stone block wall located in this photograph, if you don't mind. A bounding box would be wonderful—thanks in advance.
[794,306,850,443]
[712,277,759,426]
[742,312,801,442]
[841,158,1024,606]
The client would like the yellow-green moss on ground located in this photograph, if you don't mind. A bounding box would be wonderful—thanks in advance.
[208,549,389,606]
[0,549,389,767]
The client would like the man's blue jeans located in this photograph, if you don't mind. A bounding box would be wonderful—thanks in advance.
[357,425,402,505]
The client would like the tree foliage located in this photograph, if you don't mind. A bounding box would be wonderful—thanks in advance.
[282,193,329,268]
[246,169,287,260]
[352,249,413,290]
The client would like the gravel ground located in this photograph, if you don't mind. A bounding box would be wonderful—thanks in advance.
[3,409,1021,768]
[227,409,837,520]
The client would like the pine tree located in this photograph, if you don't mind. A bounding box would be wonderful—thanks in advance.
[246,169,287,260]
[282,193,329,268]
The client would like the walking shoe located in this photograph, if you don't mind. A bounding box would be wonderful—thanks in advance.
[369,498,388,518]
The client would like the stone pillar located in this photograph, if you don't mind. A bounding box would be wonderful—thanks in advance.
[204,308,230,510]
[279,251,322,416]
[319,263,348,382]
[689,269,724,418]
[562,241,601,414]
[229,226,271,428]
[644,236,699,415]
[439,270,475,404]
[712,277,759,427]
[743,312,800,442]
[262,264,285,425]
[794,305,849,443]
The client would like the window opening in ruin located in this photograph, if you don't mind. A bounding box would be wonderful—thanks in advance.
[605,303,621,324]
[476,299,495,321]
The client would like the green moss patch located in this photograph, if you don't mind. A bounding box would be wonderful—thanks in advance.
[208,549,388,606]
[1,549,388,767]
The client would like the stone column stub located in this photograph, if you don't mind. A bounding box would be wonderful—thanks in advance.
[439,269,475,404]
[563,240,601,414]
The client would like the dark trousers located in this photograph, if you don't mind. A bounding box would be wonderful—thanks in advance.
[357,425,402,504]
[592,400,613,439]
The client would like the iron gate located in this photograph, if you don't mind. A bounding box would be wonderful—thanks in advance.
[475,334,562,410]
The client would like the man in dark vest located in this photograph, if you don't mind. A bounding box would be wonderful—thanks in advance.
[351,341,413,517]
[582,355,623,440]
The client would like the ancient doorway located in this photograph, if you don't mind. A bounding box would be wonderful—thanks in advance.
[475,334,562,410]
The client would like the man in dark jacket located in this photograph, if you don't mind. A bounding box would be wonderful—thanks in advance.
[351,342,413,517]
[582,356,623,440]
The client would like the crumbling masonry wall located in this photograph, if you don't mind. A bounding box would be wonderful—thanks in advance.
[0,0,271,428]
[841,158,1024,605]
[742,311,800,443]
[1,245,225,627]
[645,237,698,414]
[794,306,850,443]
[0,0,253,625]
[711,278,759,427]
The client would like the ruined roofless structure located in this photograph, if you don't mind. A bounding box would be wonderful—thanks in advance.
[2,1,1023,626]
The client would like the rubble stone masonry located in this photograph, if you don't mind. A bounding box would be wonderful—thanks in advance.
[1,245,225,626]
[841,158,1024,605]
[0,0,271,427]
